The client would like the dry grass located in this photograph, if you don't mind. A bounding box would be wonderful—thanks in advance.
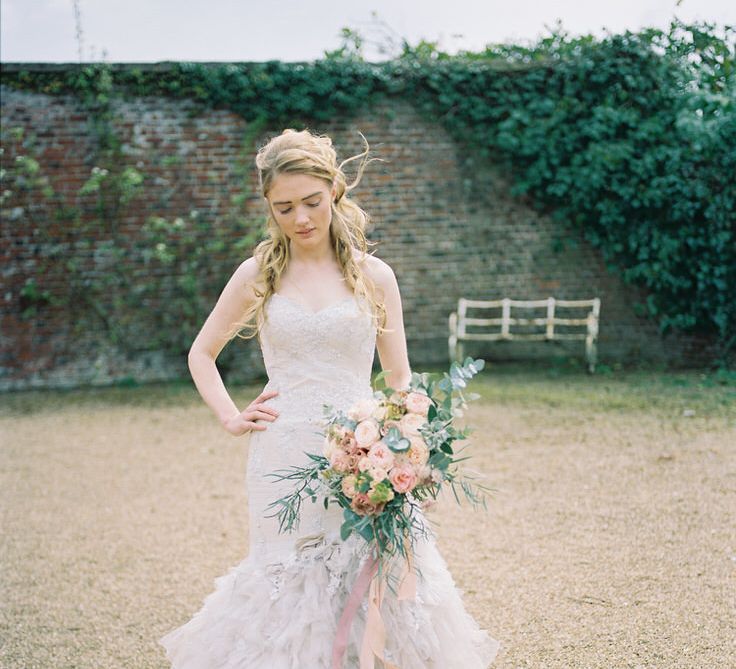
[1,367,734,668]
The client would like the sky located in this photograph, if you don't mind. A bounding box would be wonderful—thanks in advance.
[1,0,734,63]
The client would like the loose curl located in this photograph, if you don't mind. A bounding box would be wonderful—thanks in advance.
[226,128,387,342]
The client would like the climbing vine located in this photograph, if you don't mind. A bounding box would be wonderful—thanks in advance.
[2,17,735,365]
[1,64,266,370]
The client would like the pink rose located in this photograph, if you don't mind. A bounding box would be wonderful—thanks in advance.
[405,391,432,416]
[341,474,358,497]
[357,456,372,472]
[354,419,380,447]
[389,463,418,494]
[367,442,395,471]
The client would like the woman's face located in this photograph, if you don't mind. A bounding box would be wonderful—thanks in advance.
[266,172,336,249]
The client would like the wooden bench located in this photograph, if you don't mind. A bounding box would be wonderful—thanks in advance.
[448,297,601,373]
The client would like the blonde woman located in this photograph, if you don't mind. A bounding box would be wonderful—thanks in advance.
[159,129,500,668]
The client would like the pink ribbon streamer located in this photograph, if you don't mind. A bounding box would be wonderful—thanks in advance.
[331,544,417,669]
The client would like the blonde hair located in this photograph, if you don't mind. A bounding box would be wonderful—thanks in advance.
[227,128,387,341]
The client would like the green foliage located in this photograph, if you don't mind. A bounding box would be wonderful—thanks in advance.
[139,210,263,353]
[2,17,734,364]
[1,63,265,360]
[397,20,736,361]
[266,359,491,563]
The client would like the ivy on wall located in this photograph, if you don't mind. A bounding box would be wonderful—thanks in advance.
[2,17,735,364]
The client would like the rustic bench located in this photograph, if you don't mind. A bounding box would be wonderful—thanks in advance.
[448,297,601,372]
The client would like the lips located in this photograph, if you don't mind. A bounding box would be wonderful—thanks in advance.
[296,228,315,236]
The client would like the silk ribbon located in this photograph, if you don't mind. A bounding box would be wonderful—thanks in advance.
[331,543,417,669]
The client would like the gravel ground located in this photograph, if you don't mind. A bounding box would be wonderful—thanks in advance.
[1,369,734,668]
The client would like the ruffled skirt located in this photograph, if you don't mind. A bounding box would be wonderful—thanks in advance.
[158,527,500,668]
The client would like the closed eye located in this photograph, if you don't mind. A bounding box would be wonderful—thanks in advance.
[278,201,321,215]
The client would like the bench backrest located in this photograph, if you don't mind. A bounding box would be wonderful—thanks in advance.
[457,297,600,341]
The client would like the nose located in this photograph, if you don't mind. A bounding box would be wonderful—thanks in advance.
[295,206,310,225]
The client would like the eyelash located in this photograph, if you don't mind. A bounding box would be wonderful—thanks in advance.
[278,202,321,215]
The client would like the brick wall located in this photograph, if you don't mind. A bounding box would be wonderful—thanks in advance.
[0,79,714,391]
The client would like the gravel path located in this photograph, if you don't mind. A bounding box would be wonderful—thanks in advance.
[1,370,734,668]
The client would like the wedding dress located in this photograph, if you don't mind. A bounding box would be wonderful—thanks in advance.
[159,291,500,668]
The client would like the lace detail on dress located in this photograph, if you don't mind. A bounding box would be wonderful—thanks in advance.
[158,288,501,669]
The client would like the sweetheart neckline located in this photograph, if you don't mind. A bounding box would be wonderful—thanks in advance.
[270,292,357,316]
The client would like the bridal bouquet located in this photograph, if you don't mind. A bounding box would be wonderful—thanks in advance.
[266,357,491,563]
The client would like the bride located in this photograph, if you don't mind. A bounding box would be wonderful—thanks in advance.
[159,128,500,668]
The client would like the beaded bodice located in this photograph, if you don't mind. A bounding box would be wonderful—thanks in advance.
[258,292,377,423]
[246,291,378,560]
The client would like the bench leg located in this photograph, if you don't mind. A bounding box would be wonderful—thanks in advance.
[448,312,459,363]
[585,336,597,374]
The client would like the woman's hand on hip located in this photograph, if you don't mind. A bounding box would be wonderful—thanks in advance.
[221,389,280,436]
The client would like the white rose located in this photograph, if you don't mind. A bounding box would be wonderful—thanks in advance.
[368,465,388,482]
[348,398,379,422]
[354,419,380,447]
[399,412,426,437]
[372,404,389,421]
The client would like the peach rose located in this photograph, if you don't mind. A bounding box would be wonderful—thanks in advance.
[341,474,358,497]
[399,412,425,438]
[405,391,432,416]
[357,456,372,472]
[407,441,429,467]
[354,419,380,447]
[350,492,385,516]
[389,463,418,494]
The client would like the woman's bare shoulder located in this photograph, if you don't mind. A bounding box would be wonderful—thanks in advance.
[352,249,396,286]
[235,255,261,282]
[227,256,264,303]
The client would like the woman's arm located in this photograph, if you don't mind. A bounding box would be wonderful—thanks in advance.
[188,257,278,433]
[369,257,412,391]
